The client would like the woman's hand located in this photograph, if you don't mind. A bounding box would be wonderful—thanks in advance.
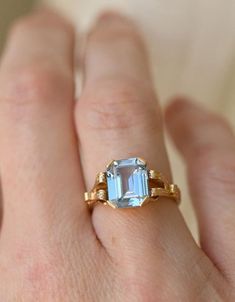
[0,9,234,301]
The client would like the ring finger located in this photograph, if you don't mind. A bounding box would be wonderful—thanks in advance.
[77,13,201,271]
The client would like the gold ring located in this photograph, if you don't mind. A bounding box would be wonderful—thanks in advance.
[84,157,181,209]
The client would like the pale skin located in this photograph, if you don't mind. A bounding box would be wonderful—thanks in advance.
[0,9,235,302]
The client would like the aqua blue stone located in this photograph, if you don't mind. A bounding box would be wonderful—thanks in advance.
[106,158,149,208]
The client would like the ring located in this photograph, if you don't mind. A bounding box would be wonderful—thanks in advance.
[84,157,181,209]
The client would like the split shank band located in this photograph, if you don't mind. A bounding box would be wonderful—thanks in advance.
[84,158,181,210]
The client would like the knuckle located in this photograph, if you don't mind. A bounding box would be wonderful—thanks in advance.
[191,151,235,193]
[78,79,160,132]
[191,116,234,155]
[0,66,70,111]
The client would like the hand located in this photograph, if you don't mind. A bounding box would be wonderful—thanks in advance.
[0,9,234,302]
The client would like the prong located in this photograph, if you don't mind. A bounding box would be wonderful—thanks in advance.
[137,157,147,165]
[141,196,153,206]
[106,200,118,209]
[106,159,117,170]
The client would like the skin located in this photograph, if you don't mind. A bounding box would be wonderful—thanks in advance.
[0,8,234,302]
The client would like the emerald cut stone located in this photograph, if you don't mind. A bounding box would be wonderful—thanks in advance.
[106,158,149,208]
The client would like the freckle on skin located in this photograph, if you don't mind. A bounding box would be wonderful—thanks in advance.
[15,246,29,263]
[112,236,116,245]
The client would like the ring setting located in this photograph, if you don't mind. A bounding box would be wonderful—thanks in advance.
[84,157,181,209]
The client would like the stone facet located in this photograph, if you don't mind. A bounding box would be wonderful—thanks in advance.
[106,158,149,208]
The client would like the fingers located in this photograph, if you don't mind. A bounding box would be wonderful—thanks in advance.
[166,98,235,281]
[76,13,205,282]
[0,10,90,246]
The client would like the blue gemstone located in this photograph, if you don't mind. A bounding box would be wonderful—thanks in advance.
[106,158,149,208]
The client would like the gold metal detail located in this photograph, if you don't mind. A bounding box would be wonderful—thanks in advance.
[84,161,181,209]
